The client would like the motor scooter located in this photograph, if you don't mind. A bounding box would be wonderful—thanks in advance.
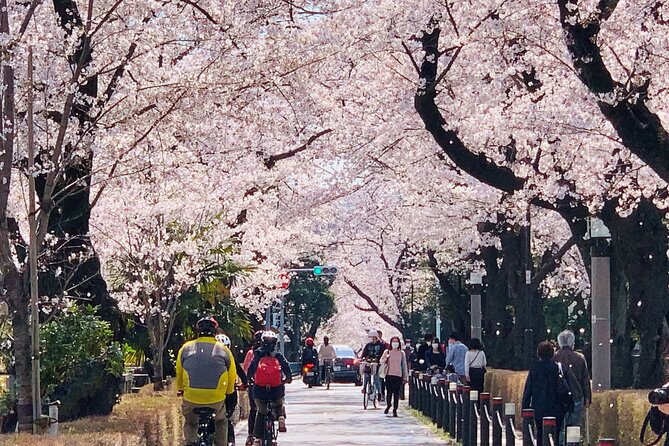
[302,362,318,388]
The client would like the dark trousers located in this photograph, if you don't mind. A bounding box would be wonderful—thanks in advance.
[385,375,403,412]
[247,386,257,435]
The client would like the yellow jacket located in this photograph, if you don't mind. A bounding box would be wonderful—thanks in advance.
[176,336,237,404]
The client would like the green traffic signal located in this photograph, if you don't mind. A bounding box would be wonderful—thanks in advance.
[312,265,337,276]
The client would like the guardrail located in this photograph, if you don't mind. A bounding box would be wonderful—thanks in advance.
[408,370,617,446]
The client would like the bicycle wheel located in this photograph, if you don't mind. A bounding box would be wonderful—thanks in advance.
[326,367,331,390]
[263,412,274,446]
[372,390,377,409]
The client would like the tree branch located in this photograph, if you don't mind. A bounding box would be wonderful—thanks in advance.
[263,129,332,169]
[531,235,577,287]
[344,277,403,332]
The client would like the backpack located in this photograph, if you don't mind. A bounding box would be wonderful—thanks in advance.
[556,362,575,413]
[255,354,282,388]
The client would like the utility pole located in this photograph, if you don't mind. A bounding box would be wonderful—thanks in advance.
[27,46,42,433]
[523,207,534,369]
[469,272,483,339]
[589,218,611,390]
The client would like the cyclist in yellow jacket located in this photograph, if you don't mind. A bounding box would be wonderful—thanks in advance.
[177,317,237,446]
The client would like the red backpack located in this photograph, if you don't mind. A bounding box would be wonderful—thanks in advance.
[255,354,282,387]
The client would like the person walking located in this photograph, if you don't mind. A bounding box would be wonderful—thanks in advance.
[522,341,566,446]
[464,338,487,392]
[554,330,591,444]
[380,336,408,417]
[424,337,446,370]
[414,333,433,371]
[445,332,468,381]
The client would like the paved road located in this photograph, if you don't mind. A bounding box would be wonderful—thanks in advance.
[236,381,446,445]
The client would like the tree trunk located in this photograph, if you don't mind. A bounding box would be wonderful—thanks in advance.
[603,198,669,388]
[6,270,31,432]
[147,310,165,391]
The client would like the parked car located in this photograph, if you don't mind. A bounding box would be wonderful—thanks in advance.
[330,345,362,385]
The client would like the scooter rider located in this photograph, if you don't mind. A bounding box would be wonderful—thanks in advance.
[301,337,320,385]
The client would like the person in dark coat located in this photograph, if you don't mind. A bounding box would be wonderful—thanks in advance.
[522,341,565,446]
[414,333,433,371]
[424,337,446,370]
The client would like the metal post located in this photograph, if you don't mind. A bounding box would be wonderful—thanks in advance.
[504,403,516,446]
[523,209,534,369]
[522,409,535,446]
[441,383,449,433]
[278,293,285,356]
[470,390,479,446]
[409,373,416,408]
[591,241,611,390]
[470,272,483,339]
[456,383,464,443]
[436,307,441,341]
[463,386,471,446]
[436,379,446,428]
[492,397,503,446]
[265,306,271,330]
[431,382,438,423]
[481,393,491,446]
[449,382,457,438]
[566,426,581,446]
[542,417,557,446]
[27,46,42,434]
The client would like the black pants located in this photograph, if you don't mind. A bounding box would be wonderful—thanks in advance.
[385,375,403,412]
[469,367,485,393]
[247,386,257,435]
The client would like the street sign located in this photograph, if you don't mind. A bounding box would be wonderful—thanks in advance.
[278,273,290,289]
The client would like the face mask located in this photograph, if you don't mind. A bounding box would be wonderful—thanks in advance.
[432,343,439,349]
[391,342,400,349]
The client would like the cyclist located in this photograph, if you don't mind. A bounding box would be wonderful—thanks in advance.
[361,329,386,401]
[301,337,320,385]
[247,331,292,446]
[242,330,263,446]
[177,317,237,446]
[318,336,337,383]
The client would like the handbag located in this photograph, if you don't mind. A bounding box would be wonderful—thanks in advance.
[379,362,388,379]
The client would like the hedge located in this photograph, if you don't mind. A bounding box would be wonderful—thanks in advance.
[0,385,250,446]
[484,368,650,444]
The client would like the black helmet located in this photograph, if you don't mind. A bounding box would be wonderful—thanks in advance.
[253,330,264,347]
[196,317,219,336]
[261,331,279,349]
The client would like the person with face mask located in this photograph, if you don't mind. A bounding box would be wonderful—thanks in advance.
[424,337,446,370]
[380,336,408,417]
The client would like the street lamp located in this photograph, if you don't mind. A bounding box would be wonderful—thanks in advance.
[586,216,612,391]
[469,272,484,340]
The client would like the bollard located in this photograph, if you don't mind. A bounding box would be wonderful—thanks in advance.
[492,397,503,446]
[462,386,471,446]
[449,382,458,438]
[504,402,516,446]
[566,426,581,446]
[47,401,60,436]
[598,440,615,446]
[418,375,426,414]
[436,379,446,428]
[470,390,479,446]
[409,373,416,408]
[456,383,464,443]
[431,383,439,424]
[521,409,535,446]
[542,417,557,446]
[441,383,449,434]
[480,392,491,446]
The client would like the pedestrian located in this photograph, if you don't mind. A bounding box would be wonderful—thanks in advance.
[380,336,408,417]
[425,337,446,371]
[445,332,468,381]
[522,341,565,446]
[554,330,591,444]
[464,338,487,392]
[414,333,433,371]
[377,330,389,400]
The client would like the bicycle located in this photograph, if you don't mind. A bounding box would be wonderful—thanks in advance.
[361,361,380,410]
[193,407,216,446]
[260,400,281,446]
[323,359,334,390]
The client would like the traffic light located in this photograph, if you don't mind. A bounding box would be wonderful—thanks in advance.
[313,265,338,276]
